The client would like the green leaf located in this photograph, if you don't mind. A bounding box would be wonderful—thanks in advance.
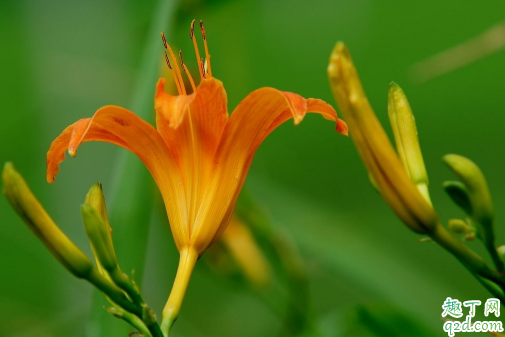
[443,180,472,216]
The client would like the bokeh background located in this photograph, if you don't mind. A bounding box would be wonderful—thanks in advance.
[2,1,505,336]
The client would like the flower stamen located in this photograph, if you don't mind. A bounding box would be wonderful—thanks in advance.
[164,51,183,95]
[190,19,204,81]
[199,20,212,77]
[200,58,207,79]
[161,32,187,95]
[179,50,197,93]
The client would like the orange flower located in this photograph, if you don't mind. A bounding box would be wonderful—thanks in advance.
[46,20,347,333]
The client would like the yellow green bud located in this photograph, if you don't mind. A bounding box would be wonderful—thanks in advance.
[497,246,505,261]
[83,183,117,273]
[83,183,144,305]
[81,204,118,272]
[2,162,93,278]
[443,155,493,226]
[448,219,470,234]
[220,216,271,287]
[327,42,437,234]
[85,182,111,230]
[388,82,430,205]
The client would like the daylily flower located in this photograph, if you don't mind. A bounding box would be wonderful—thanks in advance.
[47,20,347,333]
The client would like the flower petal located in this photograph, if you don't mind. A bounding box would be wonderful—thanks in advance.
[155,77,228,168]
[190,88,343,254]
[47,105,189,248]
[47,119,127,183]
[155,77,228,227]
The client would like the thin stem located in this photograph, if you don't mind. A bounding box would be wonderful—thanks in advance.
[430,223,505,288]
[146,320,164,337]
[470,271,505,302]
[487,240,505,274]
[161,247,198,336]
[110,267,144,305]
[481,219,505,274]
[87,268,142,316]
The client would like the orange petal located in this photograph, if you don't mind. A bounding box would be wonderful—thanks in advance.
[190,88,341,254]
[47,105,189,249]
[155,77,228,227]
[155,77,228,164]
[47,118,127,183]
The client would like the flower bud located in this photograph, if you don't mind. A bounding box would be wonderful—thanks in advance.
[81,204,118,272]
[497,246,505,261]
[448,219,470,234]
[220,216,271,287]
[443,155,493,226]
[388,82,431,205]
[82,183,144,306]
[327,43,437,234]
[85,182,111,230]
[2,162,93,278]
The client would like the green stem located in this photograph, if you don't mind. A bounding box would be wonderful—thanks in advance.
[470,271,505,302]
[486,239,505,274]
[87,269,142,317]
[110,267,143,305]
[107,306,153,337]
[430,223,505,287]
[146,321,164,337]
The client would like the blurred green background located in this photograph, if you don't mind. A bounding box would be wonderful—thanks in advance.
[2,0,505,336]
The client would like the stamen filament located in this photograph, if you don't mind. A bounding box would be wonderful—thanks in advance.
[179,50,197,93]
[190,20,204,81]
[199,20,212,77]
[164,51,183,95]
[200,58,206,79]
[161,32,187,95]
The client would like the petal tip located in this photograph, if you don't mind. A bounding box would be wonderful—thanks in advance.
[336,118,349,136]
[293,116,304,126]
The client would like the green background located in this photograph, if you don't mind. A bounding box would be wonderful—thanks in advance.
[1,0,505,336]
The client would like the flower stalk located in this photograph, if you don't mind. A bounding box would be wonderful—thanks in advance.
[161,247,198,335]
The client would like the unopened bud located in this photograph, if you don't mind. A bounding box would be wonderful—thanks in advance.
[388,82,430,204]
[444,154,495,250]
[497,246,505,261]
[85,183,111,229]
[443,154,493,226]
[448,219,470,234]
[221,216,271,287]
[327,42,437,234]
[81,204,118,272]
[2,162,93,278]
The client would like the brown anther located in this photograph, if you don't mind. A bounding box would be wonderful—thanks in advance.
[199,20,206,40]
[160,32,168,49]
[179,50,185,69]
[164,51,172,69]
[190,19,195,39]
